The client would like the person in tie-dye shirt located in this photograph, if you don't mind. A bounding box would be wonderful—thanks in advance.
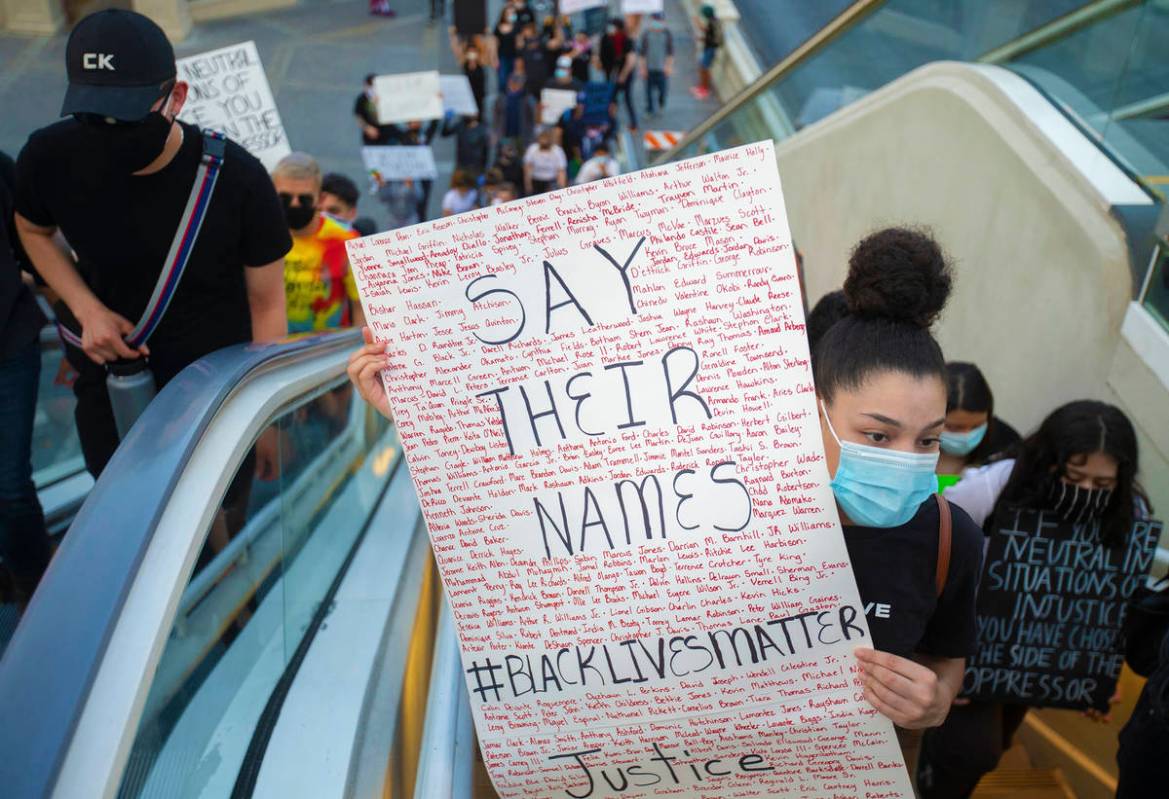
[271,153,365,333]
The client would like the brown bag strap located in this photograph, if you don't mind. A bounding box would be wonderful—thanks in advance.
[935,493,952,598]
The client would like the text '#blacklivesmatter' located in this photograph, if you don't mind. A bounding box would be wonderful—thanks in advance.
[348,141,912,798]
[965,507,1160,711]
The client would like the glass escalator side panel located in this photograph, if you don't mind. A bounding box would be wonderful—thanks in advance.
[1142,245,1169,330]
[115,379,394,799]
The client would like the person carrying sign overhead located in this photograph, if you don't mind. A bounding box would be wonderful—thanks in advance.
[918,399,1150,798]
[13,10,290,480]
[811,228,984,781]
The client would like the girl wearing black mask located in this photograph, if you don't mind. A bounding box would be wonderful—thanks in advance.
[812,228,984,780]
[937,362,1020,484]
[921,400,1149,797]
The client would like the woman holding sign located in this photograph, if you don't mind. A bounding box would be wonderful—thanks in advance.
[812,229,985,776]
[919,399,1150,797]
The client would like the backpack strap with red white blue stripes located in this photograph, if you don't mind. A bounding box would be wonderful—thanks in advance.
[58,129,227,350]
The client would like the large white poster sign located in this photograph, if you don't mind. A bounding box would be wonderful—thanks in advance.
[373,70,444,125]
[360,146,438,180]
[561,0,607,13]
[348,142,911,798]
[540,88,579,124]
[622,0,664,13]
[176,41,290,171]
[440,74,481,116]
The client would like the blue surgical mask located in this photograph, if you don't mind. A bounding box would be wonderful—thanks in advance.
[821,401,939,528]
[940,423,987,456]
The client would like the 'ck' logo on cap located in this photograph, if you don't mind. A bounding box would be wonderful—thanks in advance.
[82,53,115,71]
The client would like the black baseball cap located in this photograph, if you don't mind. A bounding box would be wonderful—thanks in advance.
[61,10,176,121]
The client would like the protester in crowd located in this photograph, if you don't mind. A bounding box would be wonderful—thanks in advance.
[397,118,439,221]
[14,10,289,480]
[598,17,631,83]
[373,175,423,230]
[449,29,488,118]
[0,150,51,604]
[937,362,1020,480]
[919,400,1149,797]
[508,0,534,29]
[481,167,503,205]
[493,182,518,205]
[517,20,557,101]
[573,141,619,184]
[493,140,526,191]
[556,87,617,166]
[441,169,480,217]
[612,36,640,131]
[692,4,722,100]
[319,173,377,236]
[441,112,490,177]
[545,54,584,94]
[523,128,567,195]
[355,74,396,145]
[543,13,571,43]
[493,4,521,91]
[1117,575,1169,798]
[812,228,983,778]
[368,0,394,17]
[492,73,537,152]
[640,11,674,116]
[570,30,593,84]
[272,154,364,333]
[806,288,848,357]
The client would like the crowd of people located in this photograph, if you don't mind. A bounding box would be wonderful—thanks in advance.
[1,6,1164,799]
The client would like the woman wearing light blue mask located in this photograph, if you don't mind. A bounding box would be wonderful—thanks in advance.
[936,362,1020,485]
[811,228,985,772]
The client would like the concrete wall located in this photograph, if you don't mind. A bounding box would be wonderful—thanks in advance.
[769,62,1168,527]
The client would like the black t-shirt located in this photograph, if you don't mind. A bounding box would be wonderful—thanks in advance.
[15,119,291,374]
[521,39,551,95]
[494,23,518,59]
[354,92,397,145]
[843,497,983,660]
[1,151,47,358]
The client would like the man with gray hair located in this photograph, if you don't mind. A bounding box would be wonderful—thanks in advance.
[271,152,365,333]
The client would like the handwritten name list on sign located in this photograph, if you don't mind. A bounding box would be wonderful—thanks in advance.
[965,510,1160,711]
[177,41,290,171]
[348,142,910,798]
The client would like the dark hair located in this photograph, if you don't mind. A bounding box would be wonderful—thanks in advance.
[812,227,953,402]
[806,289,848,355]
[364,73,376,86]
[321,173,360,209]
[945,361,1001,465]
[991,400,1146,547]
[450,169,474,190]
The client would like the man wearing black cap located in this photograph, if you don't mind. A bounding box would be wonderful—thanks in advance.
[13,10,291,479]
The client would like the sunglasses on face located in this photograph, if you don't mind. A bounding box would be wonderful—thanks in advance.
[279,192,316,208]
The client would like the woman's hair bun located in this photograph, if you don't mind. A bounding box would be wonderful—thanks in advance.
[843,227,953,329]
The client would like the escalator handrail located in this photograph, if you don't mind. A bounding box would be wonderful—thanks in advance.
[652,0,886,165]
[0,330,360,799]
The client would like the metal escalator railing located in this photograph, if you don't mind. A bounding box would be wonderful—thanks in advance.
[0,330,409,798]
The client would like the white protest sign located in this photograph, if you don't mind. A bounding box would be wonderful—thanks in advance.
[622,0,664,13]
[361,146,438,181]
[176,41,290,171]
[347,142,911,798]
[374,70,444,125]
[440,74,480,116]
[561,0,607,13]
[540,87,579,125]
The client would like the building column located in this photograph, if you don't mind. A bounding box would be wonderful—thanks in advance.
[133,0,192,42]
[0,0,64,35]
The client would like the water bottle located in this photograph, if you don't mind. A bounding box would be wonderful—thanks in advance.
[106,359,157,440]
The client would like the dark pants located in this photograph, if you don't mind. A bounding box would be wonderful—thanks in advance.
[1117,684,1169,798]
[918,702,1029,798]
[0,340,52,601]
[645,69,668,113]
[497,57,515,93]
[614,77,638,130]
[529,178,554,195]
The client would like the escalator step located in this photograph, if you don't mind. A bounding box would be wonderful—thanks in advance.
[972,768,1075,798]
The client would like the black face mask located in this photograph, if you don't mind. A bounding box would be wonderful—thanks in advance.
[281,196,316,230]
[1048,479,1113,525]
[78,103,175,174]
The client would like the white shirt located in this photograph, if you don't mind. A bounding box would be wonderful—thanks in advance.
[574,155,620,184]
[523,143,567,181]
[943,459,1014,528]
[442,188,479,216]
